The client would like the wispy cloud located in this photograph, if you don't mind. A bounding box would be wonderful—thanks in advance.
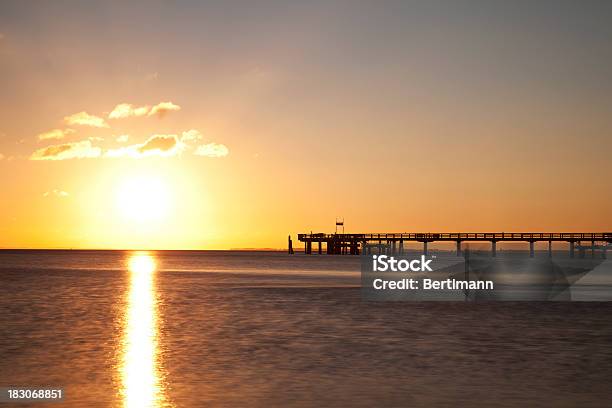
[43,189,69,198]
[108,103,150,119]
[64,112,109,128]
[30,140,102,160]
[116,134,129,143]
[108,101,181,119]
[37,128,75,141]
[145,72,159,81]
[149,101,181,118]
[181,129,203,142]
[106,134,184,158]
[194,143,229,157]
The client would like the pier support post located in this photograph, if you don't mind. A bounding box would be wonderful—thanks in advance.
[548,241,552,258]
[423,241,428,256]
[288,235,294,255]
[392,241,397,254]
[399,240,404,255]
[305,241,312,255]
[491,241,497,257]
[456,241,462,257]
[318,241,322,255]
[529,241,535,258]
[569,241,575,258]
[592,240,595,258]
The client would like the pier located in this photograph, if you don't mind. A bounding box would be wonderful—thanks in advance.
[295,232,612,258]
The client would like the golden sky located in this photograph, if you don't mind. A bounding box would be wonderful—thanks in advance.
[0,1,611,249]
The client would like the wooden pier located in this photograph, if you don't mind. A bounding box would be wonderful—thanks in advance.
[295,232,612,258]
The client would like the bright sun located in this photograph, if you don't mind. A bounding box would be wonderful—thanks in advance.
[116,177,171,223]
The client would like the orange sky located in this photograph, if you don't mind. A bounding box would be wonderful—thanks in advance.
[0,2,611,249]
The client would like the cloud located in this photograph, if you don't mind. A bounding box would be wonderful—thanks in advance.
[43,189,69,198]
[38,128,75,141]
[148,101,181,118]
[116,134,129,143]
[64,111,109,128]
[181,129,203,142]
[194,143,229,157]
[88,136,104,142]
[145,72,159,81]
[106,134,184,158]
[30,140,102,160]
[138,134,180,154]
[108,101,181,119]
[108,103,150,119]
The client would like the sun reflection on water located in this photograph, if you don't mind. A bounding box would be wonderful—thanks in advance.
[122,252,167,408]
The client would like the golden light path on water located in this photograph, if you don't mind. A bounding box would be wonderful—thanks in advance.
[122,252,168,408]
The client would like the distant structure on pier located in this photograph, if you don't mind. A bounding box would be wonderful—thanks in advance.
[335,217,344,234]
[293,231,612,259]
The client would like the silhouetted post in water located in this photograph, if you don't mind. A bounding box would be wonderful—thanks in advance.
[529,241,535,258]
[548,241,552,258]
[423,241,428,256]
[570,241,575,258]
[491,241,497,257]
[288,235,294,254]
[399,239,404,255]
[318,241,322,255]
[456,241,462,257]
[464,247,470,300]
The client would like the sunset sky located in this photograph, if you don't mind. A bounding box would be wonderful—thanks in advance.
[1,1,611,249]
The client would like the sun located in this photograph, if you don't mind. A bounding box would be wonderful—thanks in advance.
[116,176,171,223]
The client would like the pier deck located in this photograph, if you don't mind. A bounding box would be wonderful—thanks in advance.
[295,232,612,258]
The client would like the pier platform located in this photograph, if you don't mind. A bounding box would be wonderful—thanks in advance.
[295,232,612,258]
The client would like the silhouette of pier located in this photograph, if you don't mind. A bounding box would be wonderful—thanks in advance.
[295,232,612,258]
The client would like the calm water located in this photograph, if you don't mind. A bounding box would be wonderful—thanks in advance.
[1,250,611,407]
